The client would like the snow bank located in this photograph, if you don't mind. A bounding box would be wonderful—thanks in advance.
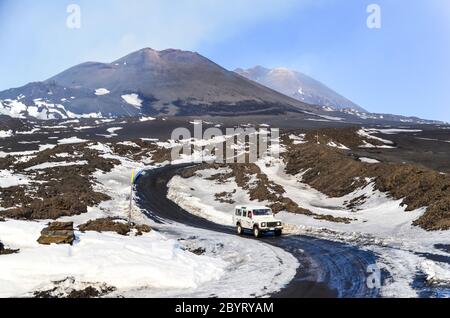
[0,142,231,297]
[0,220,225,297]
[0,170,31,188]
[122,225,298,298]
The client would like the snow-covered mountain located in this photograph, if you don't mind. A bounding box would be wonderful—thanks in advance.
[0,48,316,120]
[235,66,366,112]
[0,49,444,125]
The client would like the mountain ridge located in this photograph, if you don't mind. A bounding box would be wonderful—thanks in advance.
[0,48,444,125]
[0,48,318,120]
[235,65,366,112]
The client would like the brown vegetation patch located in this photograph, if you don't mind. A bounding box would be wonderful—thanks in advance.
[78,217,151,236]
[1,143,119,220]
[110,139,172,163]
[215,191,236,204]
[284,139,450,231]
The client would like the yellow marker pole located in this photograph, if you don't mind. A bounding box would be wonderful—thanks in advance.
[131,169,135,185]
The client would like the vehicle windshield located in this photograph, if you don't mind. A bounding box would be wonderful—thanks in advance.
[252,209,272,216]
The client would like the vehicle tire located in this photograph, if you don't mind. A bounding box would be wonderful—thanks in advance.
[253,226,261,238]
[274,229,282,237]
[237,223,243,235]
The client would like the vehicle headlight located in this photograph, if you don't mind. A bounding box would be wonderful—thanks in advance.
[277,222,281,226]
[261,222,266,228]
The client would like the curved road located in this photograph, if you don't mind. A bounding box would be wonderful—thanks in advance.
[136,164,380,298]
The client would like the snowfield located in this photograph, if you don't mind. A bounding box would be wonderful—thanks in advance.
[166,155,450,297]
[0,142,230,297]
[0,220,226,297]
[1,120,449,298]
[0,139,299,298]
[117,225,298,298]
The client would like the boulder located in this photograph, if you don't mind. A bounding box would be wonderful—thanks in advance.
[38,221,75,245]
[135,224,151,236]
[0,241,19,255]
[78,218,152,236]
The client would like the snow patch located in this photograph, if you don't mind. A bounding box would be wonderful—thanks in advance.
[121,94,142,108]
[24,161,88,171]
[0,220,225,297]
[359,157,380,164]
[140,116,156,122]
[95,88,110,96]
[327,141,350,150]
[0,170,31,188]
[0,130,13,138]
[57,137,88,144]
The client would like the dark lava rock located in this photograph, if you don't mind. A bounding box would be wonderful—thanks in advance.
[37,221,75,245]
[78,217,130,235]
[189,247,206,255]
[0,241,19,255]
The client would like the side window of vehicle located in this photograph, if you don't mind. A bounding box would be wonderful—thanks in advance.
[235,209,241,216]
[242,211,246,217]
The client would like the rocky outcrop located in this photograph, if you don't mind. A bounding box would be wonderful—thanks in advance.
[78,218,151,236]
[33,277,116,298]
[0,241,19,255]
[37,222,75,245]
[284,137,450,231]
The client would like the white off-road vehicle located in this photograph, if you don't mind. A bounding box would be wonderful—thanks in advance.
[233,205,283,238]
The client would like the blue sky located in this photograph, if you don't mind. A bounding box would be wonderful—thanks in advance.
[0,0,449,121]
